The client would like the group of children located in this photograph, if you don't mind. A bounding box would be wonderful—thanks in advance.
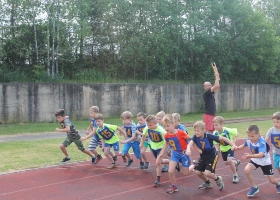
[55,108,280,197]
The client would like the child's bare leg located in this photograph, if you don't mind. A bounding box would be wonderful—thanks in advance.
[277,168,280,174]
[90,150,98,157]
[226,157,237,174]
[244,163,256,186]
[214,144,220,152]
[82,149,94,157]
[141,147,148,162]
[195,170,208,182]
[204,170,218,180]
[125,153,132,160]
[267,175,279,185]
[169,161,178,184]
[104,147,114,163]
[60,144,69,157]
[109,151,115,157]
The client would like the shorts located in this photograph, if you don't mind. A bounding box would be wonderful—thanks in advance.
[203,114,215,132]
[221,149,234,162]
[196,155,219,173]
[250,160,274,176]
[143,141,150,148]
[88,137,102,151]
[62,135,85,151]
[273,154,280,169]
[170,151,191,168]
[104,141,120,152]
[122,141,141,159]
[151,148,162,159]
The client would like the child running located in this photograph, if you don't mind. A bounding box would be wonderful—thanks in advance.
[186,121,236,191]
[120,111,144,167]
[238,125,280,197]
[213,116,240,183]
[172,113,187,132]
[55,109,95,163]
[135,112,150,170]
[81,106,115,164]
[158,114,195,194]
[265,111,280,175]
[140,115,167,187]
[95,113,127,169]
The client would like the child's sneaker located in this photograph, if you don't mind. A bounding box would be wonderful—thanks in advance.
[166,184,179,194]
[215,176,224,190]
[113,156,118,163]
[91,156,96,164]
[276,184,280,194]
[154,179,160,187]
[162,165,168,172]
[198,182,212,189]
[140,162,145,169]
[121,155,127,163]
[143,162,150,170]
[192,160,197,172]
[247,186,259,197]
[175,163,180,172]
[235,160,241,172]
[126,159,134,166]
[107,163,116,169]
[61,157,71,162]
[95,155,103,164]
[232,175,240,183]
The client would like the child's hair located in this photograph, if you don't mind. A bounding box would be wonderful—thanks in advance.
[272,111,280,120]
[137,112,147,118]
[246,125,259,133]
[55,109,65,117]
[146,115,157,123]
[193,121,205,129]
[163,114,175,124]
[89,106,99,113]
[213,116,224,124]
[121,111,133,119]
[156,111,165,117]
[172,113,180,121]
[94,113,104,121]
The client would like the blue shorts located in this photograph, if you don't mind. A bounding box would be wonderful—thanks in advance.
[151,148,162,159]
[122,141,141,159]
[273,153,280,169]
[171,151,191,168]
[104,141,119,151]
[221,149,234,162]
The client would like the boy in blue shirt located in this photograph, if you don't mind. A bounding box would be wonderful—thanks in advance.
[186,121,236,191]
[238,125,280,197]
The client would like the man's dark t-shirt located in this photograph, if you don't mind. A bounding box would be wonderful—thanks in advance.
[203,88,216,115]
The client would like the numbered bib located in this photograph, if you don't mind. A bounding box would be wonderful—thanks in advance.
[148,130,163,142]
[271,134,280,148]
[166,136,182,152]
[98,127,115,140]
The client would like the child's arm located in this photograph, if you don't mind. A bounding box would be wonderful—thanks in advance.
[242,152,264,159]
[136,130,143,136]
[85,124,92,135]
[81,127,97,141]
[56,125,70,132]
[218,136,237,151]
[157,143,169,158]
[237,144,246,150]
[117,127,127,139]
[120,134,136,144]
[101,138,105,151]
[192,142,202,154]
[186,140,194,156]
[140,134,146,148]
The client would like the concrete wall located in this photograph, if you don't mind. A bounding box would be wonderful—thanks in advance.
[0,83,279,123]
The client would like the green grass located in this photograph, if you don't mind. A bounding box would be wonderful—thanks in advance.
[0,108,278,135]
[0,120,273,174]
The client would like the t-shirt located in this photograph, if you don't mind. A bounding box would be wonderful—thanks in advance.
[244,136,271,166]
[203,88,216,115]
[143,125,166,150]
[177,124,187,132]
[123,121,137,143]
[192,133,220,158]
[96,123,119,144]
[89,118,99,140]
[60,118,79,138]
[266,127,280,155]
[213,127,237,152]
[137,123,149,143]
[164,130,188,152]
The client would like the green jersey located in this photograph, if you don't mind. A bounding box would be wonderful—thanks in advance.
[213,127,237,152]
[143,125,166,150]
[96,123,119,144]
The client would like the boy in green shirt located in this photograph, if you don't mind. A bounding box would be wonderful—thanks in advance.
[213,116,240,183]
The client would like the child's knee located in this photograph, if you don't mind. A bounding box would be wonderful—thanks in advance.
[59,144,66,149]
[195,170,202,175]
[204,170,211,177]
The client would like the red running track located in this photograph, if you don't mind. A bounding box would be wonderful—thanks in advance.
[0,139,279,200]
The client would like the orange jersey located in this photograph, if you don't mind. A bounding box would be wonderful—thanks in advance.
[164,129,188,152]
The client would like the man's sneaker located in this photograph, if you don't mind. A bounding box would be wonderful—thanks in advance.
[247,186,259,197]
[61,157,71,162]
[113,156,118,163]
[107,163,116,169]
[216,176,224,190]
[276,184,280,194]
[91,156,96,164]
[166,184,179,194]
[198,181,212,189]
[235,160,241,172]
[175,163,180,172]
[232,175,240,183]
[143,162,150,170]
[121,156,127,163]
[162,165,168,172]
[126,159,134,166]
[95,155,103,164]
[140,162,145,169]
[154,179,160,187]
